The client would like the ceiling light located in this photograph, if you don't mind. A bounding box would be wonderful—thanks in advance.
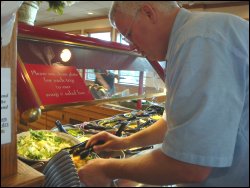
[60,49,71,63]
[87,12,93,15]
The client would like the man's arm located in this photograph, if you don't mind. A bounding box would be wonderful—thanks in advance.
[124,118,167,148]
[104,149,212,185]
[79,118,212,186]
[91,118,167,152]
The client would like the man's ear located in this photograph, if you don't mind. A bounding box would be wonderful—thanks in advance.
[141,4,157,24]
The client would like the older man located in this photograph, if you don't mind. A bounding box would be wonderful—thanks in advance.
[78,2,249,187]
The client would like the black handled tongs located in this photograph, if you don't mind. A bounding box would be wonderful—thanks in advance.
[78,121,129,159]
[115,120,130,137]
[62,140,88,154]
[68,120,131,159]
[55,120,68,134]
[79,140,105,159]
[60,139,104,159]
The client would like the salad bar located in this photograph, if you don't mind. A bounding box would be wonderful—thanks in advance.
[56,105,164,136]
[16,105,164,186]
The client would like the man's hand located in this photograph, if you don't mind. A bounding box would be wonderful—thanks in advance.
[85,131,129,152]
[78,158,112,187]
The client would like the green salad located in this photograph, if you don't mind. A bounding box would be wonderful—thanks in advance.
[17,129,72,160]
[67,128,84,138]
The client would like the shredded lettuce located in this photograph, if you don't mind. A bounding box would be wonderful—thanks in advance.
[17,129,73,160]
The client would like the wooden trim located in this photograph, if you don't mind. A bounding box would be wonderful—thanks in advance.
[114,29,119,42]
[38,16,108,27]
[84,27,112,40]
[182,1,249,9]
[1,160,44,187]
[1,18,17,178]
[65,30,82,35]
[111,28,116,42]
[84,27,112,35]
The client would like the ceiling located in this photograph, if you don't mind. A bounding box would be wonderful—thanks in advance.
[35,1,247,26]
[36,1,113,26]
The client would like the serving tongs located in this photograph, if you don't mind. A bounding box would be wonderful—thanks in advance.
[80,123,107,130]
[55,120,68,134]
[62,140,89,155]
[78,140,105,159]
[67,120,131,159]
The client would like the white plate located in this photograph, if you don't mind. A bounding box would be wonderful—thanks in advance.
[17,130,80,163]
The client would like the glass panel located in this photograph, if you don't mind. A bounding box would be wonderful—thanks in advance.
[85,68,165,99]
[17,37,166,108]
[90,32,111,41]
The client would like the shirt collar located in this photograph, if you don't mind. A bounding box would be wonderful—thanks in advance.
[165,8,192,61]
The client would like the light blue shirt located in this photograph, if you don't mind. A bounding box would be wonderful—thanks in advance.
[161,8,249,187]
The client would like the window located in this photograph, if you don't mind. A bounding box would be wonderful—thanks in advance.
[85,69,118,81]
[118,70,145,86]
[116,32,129,45]
[84,27,112,41]
[85,69,95,80]
[89,32,111,41]
[84,28,112,81]
[84,29,146,87]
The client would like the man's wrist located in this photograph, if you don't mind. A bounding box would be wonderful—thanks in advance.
[102,158,127,180]
[122,136,133,149]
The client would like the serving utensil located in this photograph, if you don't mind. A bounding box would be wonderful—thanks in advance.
[76,120,130,159]
[79,140,105,159]
[55,120,68,134]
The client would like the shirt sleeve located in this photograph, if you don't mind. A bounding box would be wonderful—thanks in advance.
[162,36,246,167]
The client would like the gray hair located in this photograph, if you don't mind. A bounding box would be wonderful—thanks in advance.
[109,1,180,28]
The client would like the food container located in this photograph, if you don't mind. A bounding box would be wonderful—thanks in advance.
[98,150,125,159]
[51,124,85,138]
[17,130,80,164]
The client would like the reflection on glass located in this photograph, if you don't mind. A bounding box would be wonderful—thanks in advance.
[60,49,71,62]
[84,69,165,100]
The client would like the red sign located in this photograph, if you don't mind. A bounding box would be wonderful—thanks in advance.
[24,64,94,105]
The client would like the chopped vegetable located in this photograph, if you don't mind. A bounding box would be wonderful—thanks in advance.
[78,136,90,142]
[17,129,73,160]
[72,153,96,169]
[67,129,84,138]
